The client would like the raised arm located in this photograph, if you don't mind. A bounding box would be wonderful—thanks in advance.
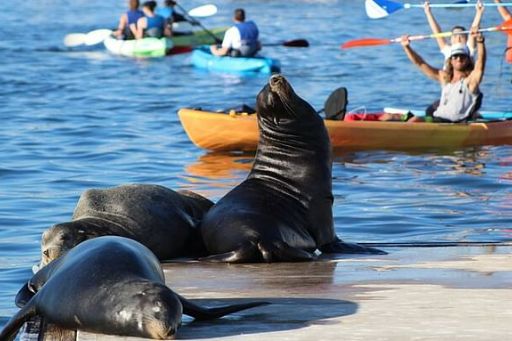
[424,1,447,51]
[401,36,442,82]
[467,33,486,93]
[468,1,485,52]
[495,0,512,20]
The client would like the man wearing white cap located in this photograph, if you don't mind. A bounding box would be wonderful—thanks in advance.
[400,32,486,123]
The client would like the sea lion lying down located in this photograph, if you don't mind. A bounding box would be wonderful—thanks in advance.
[1,236,268,340]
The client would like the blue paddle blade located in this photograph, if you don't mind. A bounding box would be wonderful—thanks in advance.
[374,0,404,13]
[365,0,404,19]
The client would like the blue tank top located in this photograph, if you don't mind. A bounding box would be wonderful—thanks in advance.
[127,9,144,25]
[234,21,259,47]
[145,15,166,38]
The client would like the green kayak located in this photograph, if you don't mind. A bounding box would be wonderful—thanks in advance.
[103,27,227,58]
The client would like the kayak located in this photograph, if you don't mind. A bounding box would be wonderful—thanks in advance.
[191,46,281,73]
[384,107,512,120]
[178,108,512,152]
[103,27,227,58]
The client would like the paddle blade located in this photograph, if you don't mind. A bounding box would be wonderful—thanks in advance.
[84,29,113,46]
[498,18,512,35]
[341,38,392,49]
[188,4,217,17]
[365,0,403,19]
[63,33,87,47]
[282,39,309,47]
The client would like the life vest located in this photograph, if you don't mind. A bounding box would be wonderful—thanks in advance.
[234,21,259,48]
[145,15,166,38]
[127,9,144,25]
[124,9,144,39]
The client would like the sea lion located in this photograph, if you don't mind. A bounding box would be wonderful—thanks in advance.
[199,74,385,262]
[40,184,213,267]
[1,236,268,340]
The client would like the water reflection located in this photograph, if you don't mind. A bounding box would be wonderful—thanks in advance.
[186,152,253,180]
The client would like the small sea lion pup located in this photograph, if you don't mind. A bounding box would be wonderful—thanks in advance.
[2,236,268,340]
[200,74,385,262]
[40,184,213,267]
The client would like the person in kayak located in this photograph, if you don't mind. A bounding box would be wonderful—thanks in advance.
[134,1,170,39]
[494,0,512,63]
[156,0,188,34]
[401,32,486,123]
[424,0,484,64]
[422,1,484,116]
[210,8,261,57]
[114,0,144,40]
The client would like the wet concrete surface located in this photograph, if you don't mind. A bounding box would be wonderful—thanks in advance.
[21,245,512,340]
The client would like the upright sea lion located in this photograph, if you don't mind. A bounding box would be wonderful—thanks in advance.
[40,184,213,266]
[200,75,385,262]
[1,236,268,340]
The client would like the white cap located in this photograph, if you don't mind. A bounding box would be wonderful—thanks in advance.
[449,43,470,58]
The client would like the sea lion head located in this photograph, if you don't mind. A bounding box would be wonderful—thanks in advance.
[115,282,182,339]
[256,74,316,122]
[40,221,89,267]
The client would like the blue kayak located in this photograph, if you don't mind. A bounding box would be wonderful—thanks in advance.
[191,46,281,74]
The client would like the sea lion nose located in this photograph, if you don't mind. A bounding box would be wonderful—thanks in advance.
[269,74,283,88]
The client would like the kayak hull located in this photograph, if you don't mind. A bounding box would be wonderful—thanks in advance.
[178,108,512,152]
[191,46,281,73]
[104,27,227,57]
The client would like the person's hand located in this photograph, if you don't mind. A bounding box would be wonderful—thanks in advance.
[470,26,481,39]
[424,0,431,14]
[400,35,411,47]
[476,0,484,14]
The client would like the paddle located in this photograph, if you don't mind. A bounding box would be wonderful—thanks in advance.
[366,0,512,19]
[341,18,512,49]
[264,39,309,47]
[173,2,222,44]
[63,4,218,47]
[315,87,349,120]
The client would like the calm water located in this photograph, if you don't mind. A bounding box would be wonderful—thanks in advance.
[1,0,511,328]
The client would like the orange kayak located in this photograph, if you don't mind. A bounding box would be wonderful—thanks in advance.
[178,108,512,152]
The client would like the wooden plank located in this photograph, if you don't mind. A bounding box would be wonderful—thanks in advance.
[19,317,76,341]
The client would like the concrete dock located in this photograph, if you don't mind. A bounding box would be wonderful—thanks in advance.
[20,245,512,340]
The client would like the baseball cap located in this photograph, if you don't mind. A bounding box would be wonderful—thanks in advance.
[449,43,470,58]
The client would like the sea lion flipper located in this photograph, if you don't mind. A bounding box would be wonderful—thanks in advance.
[257,241,316,262]
[320,237,387,255]
[15,283,33,308]
[0,300,38,341]
[178,295,269,321]
[199,241,258,263]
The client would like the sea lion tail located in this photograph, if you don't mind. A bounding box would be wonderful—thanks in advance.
[0,301,38,341]
[178,295,269,321]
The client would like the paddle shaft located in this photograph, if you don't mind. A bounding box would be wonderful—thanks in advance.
[366,0,512,19]
[263,39,309,47]
[174,2,222,44]
[389,25,511,43]
[403,2,512,8]
[342,18,512,48]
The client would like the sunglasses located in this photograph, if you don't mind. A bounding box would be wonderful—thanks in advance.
[451,54,468,60]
